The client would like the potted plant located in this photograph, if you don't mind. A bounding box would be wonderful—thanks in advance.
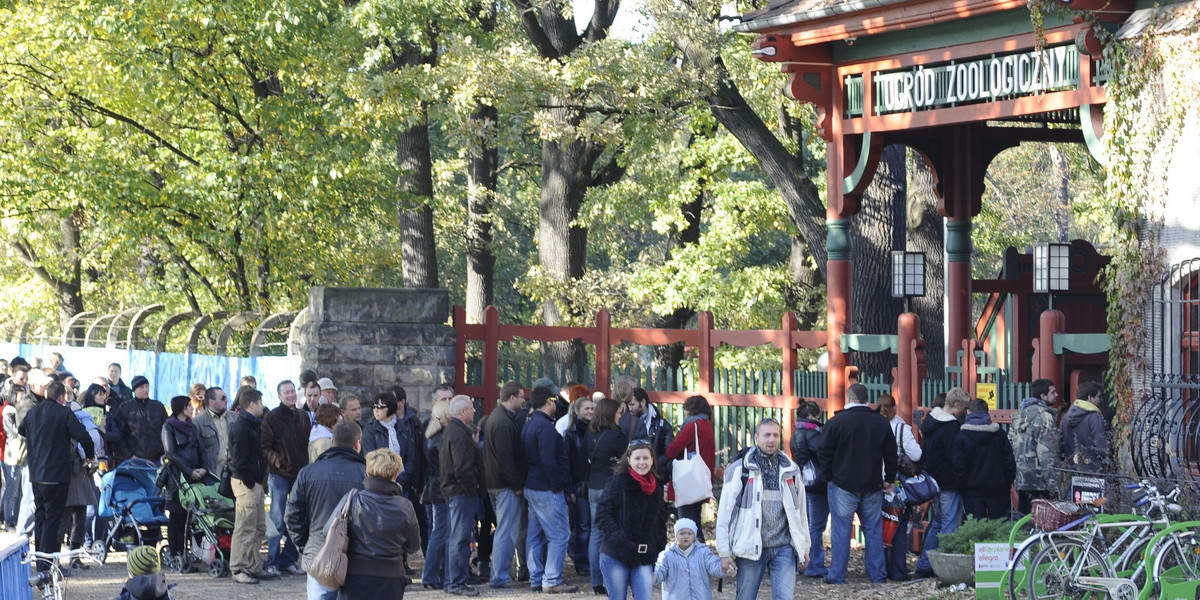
[927,516,1012,586]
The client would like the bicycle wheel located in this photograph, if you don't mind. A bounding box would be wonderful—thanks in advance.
[1151,532,1200,594]
[1007,534,1049,600]
[1027,539,1112,600]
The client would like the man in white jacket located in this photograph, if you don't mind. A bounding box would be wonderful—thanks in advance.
[715,419,809,600]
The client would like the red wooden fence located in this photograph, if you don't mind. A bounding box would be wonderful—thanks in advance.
[453,306,829,449]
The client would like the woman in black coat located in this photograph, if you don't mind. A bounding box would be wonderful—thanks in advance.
[342,448,421,600]
[594,441,669,600]
[584,398,629,593]
[564,396,595,577]
[160,395,207,570]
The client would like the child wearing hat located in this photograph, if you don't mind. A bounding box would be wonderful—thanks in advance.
[115,545,174,600]
[653,519,726,600]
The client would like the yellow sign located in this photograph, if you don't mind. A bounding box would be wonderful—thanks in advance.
[976,383,997,410]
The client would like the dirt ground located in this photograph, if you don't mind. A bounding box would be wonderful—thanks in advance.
[3,530,975,600]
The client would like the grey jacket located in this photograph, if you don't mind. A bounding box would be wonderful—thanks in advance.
[285,445,367,570]
[193,407,237,475]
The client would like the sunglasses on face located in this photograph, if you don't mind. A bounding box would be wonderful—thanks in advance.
[373,404,387,410]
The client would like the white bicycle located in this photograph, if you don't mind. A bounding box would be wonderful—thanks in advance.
[21,547,105,600]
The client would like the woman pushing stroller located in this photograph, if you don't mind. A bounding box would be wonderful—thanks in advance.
[160,395,207,570]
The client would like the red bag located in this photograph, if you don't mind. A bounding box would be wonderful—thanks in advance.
[882,497,906,547]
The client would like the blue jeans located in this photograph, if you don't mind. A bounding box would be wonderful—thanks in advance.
[599,553,653,600]
[569,492,590,574]
[587,489,604,588]
[827,482,885,584]
[17,465,34,536]
[804,489,829,576]
[916,489,963,573]
[446,494,480,590]
[267,474,299,569]
[306,573,337,600]
[886,503,910,580]
[489,489,523,585]
[422,502,448,588]
[2,464,20,527]
[734,545,796,600]
[525,488,569,589]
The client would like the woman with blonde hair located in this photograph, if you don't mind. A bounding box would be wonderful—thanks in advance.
[420,398,453,590]
[341,448,421,600]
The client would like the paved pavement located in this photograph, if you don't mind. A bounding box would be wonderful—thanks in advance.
[2,530,967,600]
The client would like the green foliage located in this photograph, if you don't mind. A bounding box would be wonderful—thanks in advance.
[937,516,1013,555]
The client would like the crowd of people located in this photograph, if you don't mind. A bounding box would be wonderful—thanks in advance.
[0,354,1110,600]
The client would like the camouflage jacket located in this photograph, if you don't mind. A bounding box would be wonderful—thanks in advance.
[1008,398,1060,491]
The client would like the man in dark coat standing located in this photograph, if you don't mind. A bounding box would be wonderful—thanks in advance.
[19,380,94,571]
[260,380,310,576]
[521,387,577,594]
[1061,381,1109,473]
[441,394,484,596]
[953,399,1016,519]
[483,381,528,589]
[817,383,896,585]
[227,387,279,585]
[286,420,366,600]
[106,375,167,467]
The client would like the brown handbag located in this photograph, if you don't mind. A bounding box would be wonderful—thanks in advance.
[309,489,359,589]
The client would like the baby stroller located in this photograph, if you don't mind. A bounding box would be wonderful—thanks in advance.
[98,458,170,562]
[167,471,235,577]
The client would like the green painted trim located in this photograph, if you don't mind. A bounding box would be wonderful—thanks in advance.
[1053,333,1111,355]
[831,9,1075,63]
[841,333,899,354]
[826,219,853,260]
[1081,104,1107,167]
[842,131,873,193]
[946,221,973,263]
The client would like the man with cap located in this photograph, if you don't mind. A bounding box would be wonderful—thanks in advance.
[317,378,338,405]
[521,385,578,594]
[20,379,94,572]
[106,375,168,467]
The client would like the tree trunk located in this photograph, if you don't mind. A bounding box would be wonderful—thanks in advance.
[650,188,704,374]
[10,208,85,334]
[850,144,906,376]
[1049,145,1070,242]
[907,150,946,377]
[786,237,824,329]
[465,102,498,324]
[538,108,600,376]
[396,116,439,288]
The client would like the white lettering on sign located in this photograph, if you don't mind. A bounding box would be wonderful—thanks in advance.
[870,45,1080,115]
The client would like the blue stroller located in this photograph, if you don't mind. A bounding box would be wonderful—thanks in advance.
[98,458,170,561]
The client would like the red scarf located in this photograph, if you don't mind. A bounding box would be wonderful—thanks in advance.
[629,467,657,495]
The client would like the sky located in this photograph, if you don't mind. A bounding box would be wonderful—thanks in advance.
[573,0,652,42]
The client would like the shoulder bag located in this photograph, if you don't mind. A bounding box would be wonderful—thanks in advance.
[309,489,359,589]
[670,423,713,506]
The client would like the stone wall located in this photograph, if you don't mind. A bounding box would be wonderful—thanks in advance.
[295,287,455,415]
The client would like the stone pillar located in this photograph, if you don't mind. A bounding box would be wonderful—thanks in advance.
[296,287,455,415]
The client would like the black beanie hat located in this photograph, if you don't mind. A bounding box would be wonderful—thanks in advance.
[130,375,149,392]
[170,395,190,417]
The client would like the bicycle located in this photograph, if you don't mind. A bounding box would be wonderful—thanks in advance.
[21,547,106,600]
[1024,483,1186,600]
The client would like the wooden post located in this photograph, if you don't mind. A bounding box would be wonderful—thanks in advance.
[483,305,500,412]
[697,311,714,394]
[962,338,980,399]
[1038,309,1066,398]
[782,312,798,399]
[596,308,611,396]
[896,312,920,426]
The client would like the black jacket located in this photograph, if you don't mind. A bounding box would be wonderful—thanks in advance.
[107,378,133,412]
[440,418,483,498]
[107,397,168,466]
[229,411,267,487]
[920,410,962,491]
[362,407,425,496]
[19,399,94,484]
[952,417,1016,495]
[818,405,897,493]
[345,476,421,578]
[424,429,444,504]
[285,445,367,570]
[160,417,205,498]
[585,427,628,491]
[522,410,570,492]
[564,417,590,491]
[790,418,825,492]
[482,404,526,491]
[595,470,669,567]
[261,404,311,479]
[643,408,676,480]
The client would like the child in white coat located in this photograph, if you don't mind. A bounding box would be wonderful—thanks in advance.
[653,518,726,600]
